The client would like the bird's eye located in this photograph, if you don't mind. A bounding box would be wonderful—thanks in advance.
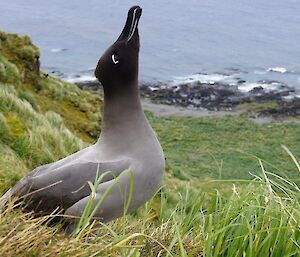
[112,54,119,64]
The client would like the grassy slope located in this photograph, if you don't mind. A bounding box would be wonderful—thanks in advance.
[0,31,299,256]
[150,114,300,182]
[0,31,103,193]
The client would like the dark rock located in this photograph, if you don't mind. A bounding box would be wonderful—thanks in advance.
[250,86,264,93]
[139,80,299,117]
[260,98,300,117]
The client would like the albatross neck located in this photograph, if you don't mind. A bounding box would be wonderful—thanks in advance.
[100,79,145,136]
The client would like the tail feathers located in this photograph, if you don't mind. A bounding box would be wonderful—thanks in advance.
[0,178,28,210]
[0,188,13,210]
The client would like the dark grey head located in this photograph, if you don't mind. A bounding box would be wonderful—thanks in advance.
[95,6,142,92]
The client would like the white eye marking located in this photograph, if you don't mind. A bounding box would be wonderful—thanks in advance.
[112,54,119,64]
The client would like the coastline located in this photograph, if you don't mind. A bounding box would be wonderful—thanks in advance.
[74,79,300,122]
[142,99,300,125]
[142,98,239,117]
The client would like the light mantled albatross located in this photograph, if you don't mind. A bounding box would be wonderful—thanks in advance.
[0,6,165,225]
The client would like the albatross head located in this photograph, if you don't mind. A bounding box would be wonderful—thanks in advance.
[95,6,142,90]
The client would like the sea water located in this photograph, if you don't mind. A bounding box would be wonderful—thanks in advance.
[1,0,300,92]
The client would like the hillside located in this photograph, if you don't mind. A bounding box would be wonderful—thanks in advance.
[0,31,103,193]
[0,31,300,256]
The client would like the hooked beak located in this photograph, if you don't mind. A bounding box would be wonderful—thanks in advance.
[117,6,142,44]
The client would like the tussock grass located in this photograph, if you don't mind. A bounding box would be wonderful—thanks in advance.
[0,56,21,87]
[18,91,40,111]
[0,151,300,256]
[0,84,85,171]
[0,112,9,141]
[0,144,27,192]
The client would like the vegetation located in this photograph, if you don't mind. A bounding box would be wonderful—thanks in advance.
[237,101,280,114]
[0,31,300,256]
[149,113,300,183]
[0,31,103,193]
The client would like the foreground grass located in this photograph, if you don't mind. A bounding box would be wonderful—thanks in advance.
[1,153,300,256]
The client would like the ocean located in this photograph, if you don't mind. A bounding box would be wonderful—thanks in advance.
[1,0,300,93]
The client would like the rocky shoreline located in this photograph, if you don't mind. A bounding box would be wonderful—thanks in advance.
[76,79,300,118]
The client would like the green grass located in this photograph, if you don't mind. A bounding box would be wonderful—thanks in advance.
[149,113,300,183]
[0,31,300,256]
[237,101,280,113]
[1,156,300,256]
